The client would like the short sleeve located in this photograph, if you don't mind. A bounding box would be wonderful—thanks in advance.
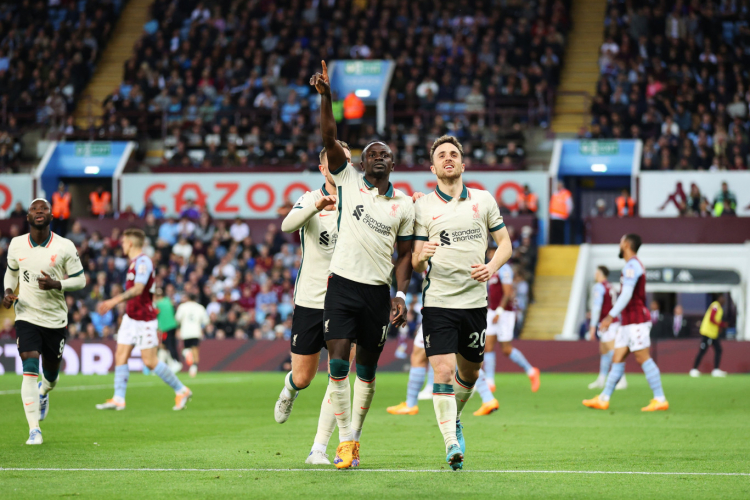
[499,264,514,284]
[397,199,415,241]
[592,283,604,307]
[64,240,84,277]
[413,200,428,241]
[134,256,153,285]
[486,194,505,233]
[6,240,18,271]
[621,261,642,287]
[330,161,354,185]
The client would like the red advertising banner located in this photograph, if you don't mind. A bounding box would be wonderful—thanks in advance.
[1,339,747,375]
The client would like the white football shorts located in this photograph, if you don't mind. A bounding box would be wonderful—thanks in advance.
[486,309,516,342]
[117,314,159,349]
[615,322,652,352]
[413,325,424,350]
[599,322,620,343]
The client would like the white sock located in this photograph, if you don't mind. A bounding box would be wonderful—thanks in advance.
[22,374,40,430]
[284,371,299,398]
[432,390,458,450]
[328,376,353,442]
[41,373,58,396]
[312,383,336,451]
[351,376,376,442]
[454,374,475,419]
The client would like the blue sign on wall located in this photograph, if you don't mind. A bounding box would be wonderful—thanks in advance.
[558,140,638,176]
[40,141,132,198]
[329,60,394,103]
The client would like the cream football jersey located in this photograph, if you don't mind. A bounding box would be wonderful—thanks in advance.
[414,186,505,309]
[175,301,210,340]
[330,162,415,286]
[290,185,339,309]
[6,232,84,328]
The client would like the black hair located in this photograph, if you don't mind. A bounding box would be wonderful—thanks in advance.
[624,233,642,252]
[597,265,609,278]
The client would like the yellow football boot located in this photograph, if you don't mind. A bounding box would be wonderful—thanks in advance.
[386,402,419,415]
[334,441,356,469]
[641,399,669,412]
[582,395,609,410]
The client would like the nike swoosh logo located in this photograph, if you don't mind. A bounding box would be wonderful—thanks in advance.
[360,407,369,410]
[335,412,344,416]
[360,188,371,194]
[319,214,331,217]
[440,420,451,424]
[25,401,34,406]
[432,215,444,220]
[19,258,27,261]
[460,399,468,402]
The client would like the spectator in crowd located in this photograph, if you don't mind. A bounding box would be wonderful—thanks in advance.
[713,182,737,216]
[230,217,250,242]
[615,189,635,217]
[89,186,112,217]
[51,182,72,236]
[549,180,573,244]
[9,202,26,219]
[518,185,538,214]
[591,198,612,217]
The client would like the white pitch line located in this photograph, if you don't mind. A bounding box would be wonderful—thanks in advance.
[0,468,748,476]
[0,377,247,395]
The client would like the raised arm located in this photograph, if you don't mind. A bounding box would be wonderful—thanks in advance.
[311,61,348,171]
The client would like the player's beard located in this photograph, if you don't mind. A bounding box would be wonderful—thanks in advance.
[618,249,624,259]
[29,217,51,230]
[436,166,462,182]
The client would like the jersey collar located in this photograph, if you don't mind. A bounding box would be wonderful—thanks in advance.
[435,184,469,203]
[28,232,53,248]
[362,176,395,198]
[321,184,331,196]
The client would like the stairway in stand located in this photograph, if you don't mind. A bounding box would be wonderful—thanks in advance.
[522,245,580,340]
[74,0,152,125]
[551,0,608,134]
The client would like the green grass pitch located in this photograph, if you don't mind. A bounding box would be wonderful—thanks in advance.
[1,372,748,499]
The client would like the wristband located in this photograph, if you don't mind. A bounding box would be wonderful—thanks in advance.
[396,291,406,301]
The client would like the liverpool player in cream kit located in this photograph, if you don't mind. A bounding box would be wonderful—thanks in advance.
[96,229,192,411]
[3,198,85,444]
[413,135,512,469]
[274,140,352,466]
[311,62,415,469]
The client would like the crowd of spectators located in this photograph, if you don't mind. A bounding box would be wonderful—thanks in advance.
[589,0,750,171]
[79,0,570,170]
[0,0,124,171]
[0,202,538,343]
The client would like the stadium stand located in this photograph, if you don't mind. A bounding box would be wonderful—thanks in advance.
[0,0,125,172]
[590,0,750,172]
[77,0,571,170]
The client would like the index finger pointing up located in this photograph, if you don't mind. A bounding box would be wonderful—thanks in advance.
[321,60,328,82]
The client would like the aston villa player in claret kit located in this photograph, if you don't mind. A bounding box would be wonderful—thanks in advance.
[312,61,415,469]
[584,234,668,412]
[3,198,85,444]
[412,135,512,469]
[96,229,192,412]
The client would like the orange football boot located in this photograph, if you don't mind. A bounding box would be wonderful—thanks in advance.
[386,402,419,415]
[582,395,609,410]
[641,399,669,412]
[473,399,500,416]
[528,367,541,392]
